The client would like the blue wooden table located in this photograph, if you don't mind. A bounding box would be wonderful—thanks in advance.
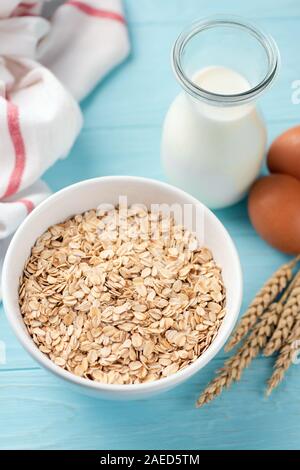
[1,0,300,450]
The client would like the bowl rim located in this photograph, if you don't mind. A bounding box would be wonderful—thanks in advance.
[2,176,243,393]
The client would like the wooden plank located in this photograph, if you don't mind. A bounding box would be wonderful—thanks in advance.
[124,0,300,23]
[0,361,299,450]
[1,0,300,450]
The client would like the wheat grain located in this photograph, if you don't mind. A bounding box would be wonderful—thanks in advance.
[225,257,299,352]
[266,316,300,395]
[264,272,300,356]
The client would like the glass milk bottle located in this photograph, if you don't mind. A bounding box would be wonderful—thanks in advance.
[161,17,279,209]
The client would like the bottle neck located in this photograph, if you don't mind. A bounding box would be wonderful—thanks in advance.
[182,65,259,111]
[172,18,280,108]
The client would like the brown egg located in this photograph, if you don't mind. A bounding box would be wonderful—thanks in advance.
[267,125,300,180]
[248,174,300,254]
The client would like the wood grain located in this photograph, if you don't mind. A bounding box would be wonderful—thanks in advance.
[1,0,300,450]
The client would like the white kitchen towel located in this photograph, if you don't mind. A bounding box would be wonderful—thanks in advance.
[0,0,129,298]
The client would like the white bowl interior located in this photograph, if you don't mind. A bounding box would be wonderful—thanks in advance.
[2,176,242,397]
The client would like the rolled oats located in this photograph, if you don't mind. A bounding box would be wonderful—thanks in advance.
[19,205,226,385]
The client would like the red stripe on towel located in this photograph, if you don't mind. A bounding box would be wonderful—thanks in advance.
[17,12,38,17]
[18,199,34,214]
[2,102,26,199]
[19,2,37,9]
[66,1,126,24]
[11,2,38,17]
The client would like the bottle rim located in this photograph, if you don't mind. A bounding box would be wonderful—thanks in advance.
[172,16,280,106]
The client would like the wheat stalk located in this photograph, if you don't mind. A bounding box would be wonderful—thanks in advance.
[264,271,300,356]
[225,257,299,352]
[196,279,297,408]
[266,316,300,396]
[196,298,286,408]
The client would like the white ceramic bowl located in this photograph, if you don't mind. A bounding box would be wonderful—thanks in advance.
[2,176,242,400]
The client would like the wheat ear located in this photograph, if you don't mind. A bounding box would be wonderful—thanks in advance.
[264,271,300,356]
[225,257,299,352]
[266,316,300,395]
[196,298,288,408]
